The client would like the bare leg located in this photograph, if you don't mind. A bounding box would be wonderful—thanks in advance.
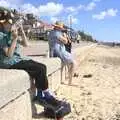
[61,62,64,84]
[67,63,73,85]
[73,60,79,77]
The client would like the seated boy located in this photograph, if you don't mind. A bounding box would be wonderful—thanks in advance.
[0,7,61,108]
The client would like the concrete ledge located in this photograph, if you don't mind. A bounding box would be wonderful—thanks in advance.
[0,69,32,120]
[0,57,62,120]
[0,69,30,109]
[0,92,32,120]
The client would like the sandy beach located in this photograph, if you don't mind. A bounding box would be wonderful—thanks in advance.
[33,44,120,120]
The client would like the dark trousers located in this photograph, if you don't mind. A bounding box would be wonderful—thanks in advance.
[65,43,72,53]
[9,60,48,90]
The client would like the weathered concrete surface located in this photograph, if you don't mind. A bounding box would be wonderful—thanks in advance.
[0,69,32,120]
[0,69,30,108]
[0,92,32,120]
[0,58,62,120]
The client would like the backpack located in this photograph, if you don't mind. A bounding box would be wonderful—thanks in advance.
[44,100,71,119]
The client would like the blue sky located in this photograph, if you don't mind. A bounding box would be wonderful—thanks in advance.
[0,0,120,42]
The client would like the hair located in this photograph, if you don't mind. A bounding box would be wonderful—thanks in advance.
[0,7,14,24]
[0,23,5,33]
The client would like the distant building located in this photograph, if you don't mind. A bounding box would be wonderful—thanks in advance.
[13,11,53,40]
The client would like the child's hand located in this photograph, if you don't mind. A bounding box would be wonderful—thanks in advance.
[11,28,18,40]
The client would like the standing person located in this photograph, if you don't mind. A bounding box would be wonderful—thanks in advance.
[63,29,79,77]
[48,21,78,84]
[76,33,81,43]
[63,28,72,53]
[48,29,56,57]
[0,7,62,109]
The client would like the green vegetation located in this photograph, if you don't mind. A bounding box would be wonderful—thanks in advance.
[78,30,97,43]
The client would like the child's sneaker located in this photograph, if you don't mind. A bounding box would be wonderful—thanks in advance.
[33,90,61,109]
[37,95,61,109]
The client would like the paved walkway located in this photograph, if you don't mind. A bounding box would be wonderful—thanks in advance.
[22,40,92,57]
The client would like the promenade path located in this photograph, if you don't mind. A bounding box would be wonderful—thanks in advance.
[22,41,92,57]
[31,43,120,120]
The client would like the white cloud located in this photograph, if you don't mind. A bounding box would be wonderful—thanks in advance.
[21,4,39,15]
[0,0,22,9]
[107,8,118,16]
[66,5,84,12]
[66,6,76,12]
[85,2,96,11]
[93,11,106,20]
[0,0,10,8]
[21,2,63,16]
[92,8,118,20]
[38,2,63,16]
[0,1,63,17]
[65,5,84,15]
[66,1,98,14]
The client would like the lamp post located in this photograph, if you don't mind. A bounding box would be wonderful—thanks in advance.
[69,15,72,39]
[69,15,72,29]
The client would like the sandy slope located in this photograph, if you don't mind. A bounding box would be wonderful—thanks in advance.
[33,45,120,120]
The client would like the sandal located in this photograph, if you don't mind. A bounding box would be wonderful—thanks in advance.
[73,73,79,77]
